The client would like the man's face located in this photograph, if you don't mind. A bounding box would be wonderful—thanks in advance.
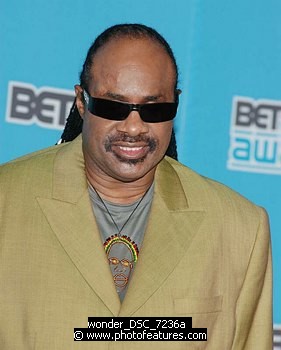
[77,37,176,183]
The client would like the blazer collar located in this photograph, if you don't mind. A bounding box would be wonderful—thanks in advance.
[52,135,87,203]
[37,136,205,316]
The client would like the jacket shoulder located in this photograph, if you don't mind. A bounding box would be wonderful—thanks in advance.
[0,143,67,189]
[163,156,265,219]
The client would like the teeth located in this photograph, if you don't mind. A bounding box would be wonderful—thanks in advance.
[119,146,143,151]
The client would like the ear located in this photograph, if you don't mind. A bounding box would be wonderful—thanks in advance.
[174,88,182,103]
[74,85,86,118]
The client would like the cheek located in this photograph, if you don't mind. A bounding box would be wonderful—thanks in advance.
[82,115,113,147]
[152,123,173,150]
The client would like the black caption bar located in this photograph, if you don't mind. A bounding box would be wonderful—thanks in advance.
[74,317,207,341]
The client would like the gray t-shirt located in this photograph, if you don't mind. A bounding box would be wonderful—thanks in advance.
[88,183,154,301]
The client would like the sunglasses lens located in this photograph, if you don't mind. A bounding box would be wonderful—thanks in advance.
[140,103,178,123]
[87,94,178,122]
[88,98,129,120]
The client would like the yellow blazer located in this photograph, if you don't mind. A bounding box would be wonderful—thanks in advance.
[0,136,272,349]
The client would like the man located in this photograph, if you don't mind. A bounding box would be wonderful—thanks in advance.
[0,24,272,349]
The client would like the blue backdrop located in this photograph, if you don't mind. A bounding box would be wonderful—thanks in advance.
[1,0,280,345]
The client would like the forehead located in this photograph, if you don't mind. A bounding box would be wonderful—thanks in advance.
[89,37,176,97]
[108,243,133,258]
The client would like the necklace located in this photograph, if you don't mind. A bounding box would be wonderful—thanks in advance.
[90,184,151,237]
[89,183,153,296]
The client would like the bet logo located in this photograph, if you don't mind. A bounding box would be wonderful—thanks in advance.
[5,81,75,130]
[227,96,281,175]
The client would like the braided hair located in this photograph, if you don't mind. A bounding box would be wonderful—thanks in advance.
[59,24,178,160]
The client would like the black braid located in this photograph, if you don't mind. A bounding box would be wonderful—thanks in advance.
[166,127,178,160]
[59,24,179,160]
[59,99,82,143]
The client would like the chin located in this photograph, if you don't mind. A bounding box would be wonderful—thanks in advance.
[106,153,162,182]
[112,164,153,182]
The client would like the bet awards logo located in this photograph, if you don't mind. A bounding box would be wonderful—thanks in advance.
[227,96,281,175]
[5,81,75,130]
[274,324,281,349]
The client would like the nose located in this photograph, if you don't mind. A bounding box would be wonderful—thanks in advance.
[114,263,124,273]
[116,111,149,136]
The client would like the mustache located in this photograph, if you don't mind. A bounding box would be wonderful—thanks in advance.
[104,133,157,152]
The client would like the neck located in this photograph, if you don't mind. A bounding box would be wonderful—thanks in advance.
[85,168,155,205]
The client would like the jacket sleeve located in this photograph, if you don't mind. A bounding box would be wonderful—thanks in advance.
[231,207,273,349]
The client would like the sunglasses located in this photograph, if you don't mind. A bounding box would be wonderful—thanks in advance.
[83,90,178,123]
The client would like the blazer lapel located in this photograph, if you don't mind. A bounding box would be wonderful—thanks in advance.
[37,137,121,316]
[119,158,205,316]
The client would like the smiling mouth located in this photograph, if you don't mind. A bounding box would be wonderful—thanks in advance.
[104,135,157,164]
[106,142,153,165]
[113,274,129,287]
[113,144,149,159]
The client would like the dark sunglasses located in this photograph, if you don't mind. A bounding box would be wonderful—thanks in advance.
[83,90,178,123]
